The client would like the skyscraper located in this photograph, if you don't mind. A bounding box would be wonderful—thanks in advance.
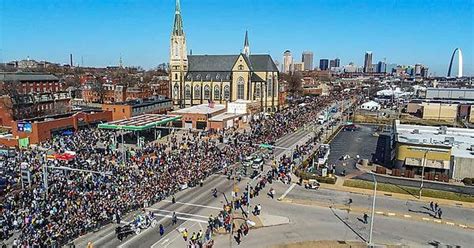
[377,61,386,73]
[334,58,340,68]
[364,51,373,73]
[319,59,329,71]
[283,50,293,73]
[302,51,313,71]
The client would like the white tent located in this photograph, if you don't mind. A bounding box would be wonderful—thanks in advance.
[360,101,381,111]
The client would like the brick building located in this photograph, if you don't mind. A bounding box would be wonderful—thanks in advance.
[102,96,173,121]
[0,110,112,146]
[0,72,63,94]
[82,83,153,103]
[0,92,71,127]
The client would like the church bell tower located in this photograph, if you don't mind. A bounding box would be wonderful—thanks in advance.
[170,0,188,106]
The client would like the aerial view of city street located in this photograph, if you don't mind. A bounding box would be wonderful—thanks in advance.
[0,0,473,247]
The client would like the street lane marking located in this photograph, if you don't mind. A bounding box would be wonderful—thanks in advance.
[422,217,430,221]
[145,208,209,219]
[387,213,396,216]
[117,218,168,248]
[92,221,131,244]
[375,211,384,215]
[278,183,296,201]
[161,200,222,210]
[446,222,455,226]
[459,224,467,228]
[403,215,411,218]
[152,212,208,224]
[433,220,442,223]
[163,222,199,248]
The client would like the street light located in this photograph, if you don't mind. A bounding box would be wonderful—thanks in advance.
[407,147,449,199]
[368,171,377,246]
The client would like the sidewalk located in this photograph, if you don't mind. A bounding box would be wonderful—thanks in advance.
[320,176,474,209]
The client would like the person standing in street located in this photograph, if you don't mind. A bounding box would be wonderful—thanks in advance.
[363,213,369,224]
[438,208,443,219]
[430,201,434,211]
[182,229,188,241]
[172,212,177,225]
[159,224,164,236]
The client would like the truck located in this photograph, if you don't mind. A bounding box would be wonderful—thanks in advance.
[317,111,330,124]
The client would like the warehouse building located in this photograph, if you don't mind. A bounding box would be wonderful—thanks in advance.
[393,120,474,180]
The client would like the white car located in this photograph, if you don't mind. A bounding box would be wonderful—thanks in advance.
[242,156,253,167]
[252,157,264,169]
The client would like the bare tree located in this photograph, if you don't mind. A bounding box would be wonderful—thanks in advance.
[90,82,106,103]
[283,72,303,96]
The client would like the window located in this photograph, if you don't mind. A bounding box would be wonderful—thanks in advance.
[237,77,245,100]
[185,85,191,99]
[204,85,210,99]
[214,85,220,100]
[238,65,244,70]
[122,109,125,113]
[173,83,179,98]
[224,85,230,100]
[267,78,273,97]
[175,74,178,80]
[206,74,211,80]
[194,85,201,99]
[255,84,261,99]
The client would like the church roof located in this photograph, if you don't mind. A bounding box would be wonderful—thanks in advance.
[187,54,278,73]
[251,73,265,82]
[188,55,239,72]
[249,55,279,72]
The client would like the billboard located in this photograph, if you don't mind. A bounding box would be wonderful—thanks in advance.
[17,122,32,133]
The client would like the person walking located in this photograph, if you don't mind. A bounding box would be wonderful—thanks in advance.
[363,213,369,224]
[437,208,443,219]
[172,195,176,204]
[434,202,438,211]
[172,212,177,225]
[430,201,434,211]
[159,224,164,236]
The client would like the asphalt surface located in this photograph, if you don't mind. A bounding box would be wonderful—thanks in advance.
[211,181,473,248]
[327,124,379,175]
[327,124,474,195]
[284,186,474,226]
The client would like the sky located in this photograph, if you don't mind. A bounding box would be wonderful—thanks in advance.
[1,0,472,76]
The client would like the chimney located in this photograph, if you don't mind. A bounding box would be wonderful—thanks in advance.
[70,54,73,67]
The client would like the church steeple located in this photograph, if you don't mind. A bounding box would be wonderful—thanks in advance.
[172,0,184,36]
[243,30,250,57]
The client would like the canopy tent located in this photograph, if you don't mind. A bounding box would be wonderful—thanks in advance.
[98,114,181,131]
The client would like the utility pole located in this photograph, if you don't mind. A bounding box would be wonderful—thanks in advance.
[368,172,377,246]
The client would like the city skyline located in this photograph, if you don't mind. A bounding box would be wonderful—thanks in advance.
[1,0,472,76]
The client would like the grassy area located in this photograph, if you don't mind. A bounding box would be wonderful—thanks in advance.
[343,179,474,203]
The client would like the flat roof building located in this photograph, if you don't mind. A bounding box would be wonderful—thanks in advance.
[394,120,474,180]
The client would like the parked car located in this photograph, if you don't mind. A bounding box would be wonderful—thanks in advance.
[304,179,320,190]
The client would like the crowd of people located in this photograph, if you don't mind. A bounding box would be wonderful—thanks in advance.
[0,89,358,247]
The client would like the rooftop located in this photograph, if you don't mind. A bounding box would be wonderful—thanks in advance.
[98,114,181,131]
[0,72,59,82]
[209,112,244,122]
[172,104,226,115]
[395,121,474,158]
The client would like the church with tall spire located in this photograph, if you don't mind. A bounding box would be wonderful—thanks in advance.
[169,0,280,112]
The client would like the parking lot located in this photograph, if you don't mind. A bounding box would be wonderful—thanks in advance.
[327,124,379,175]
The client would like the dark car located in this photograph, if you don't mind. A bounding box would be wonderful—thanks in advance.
[344,124,358,131]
